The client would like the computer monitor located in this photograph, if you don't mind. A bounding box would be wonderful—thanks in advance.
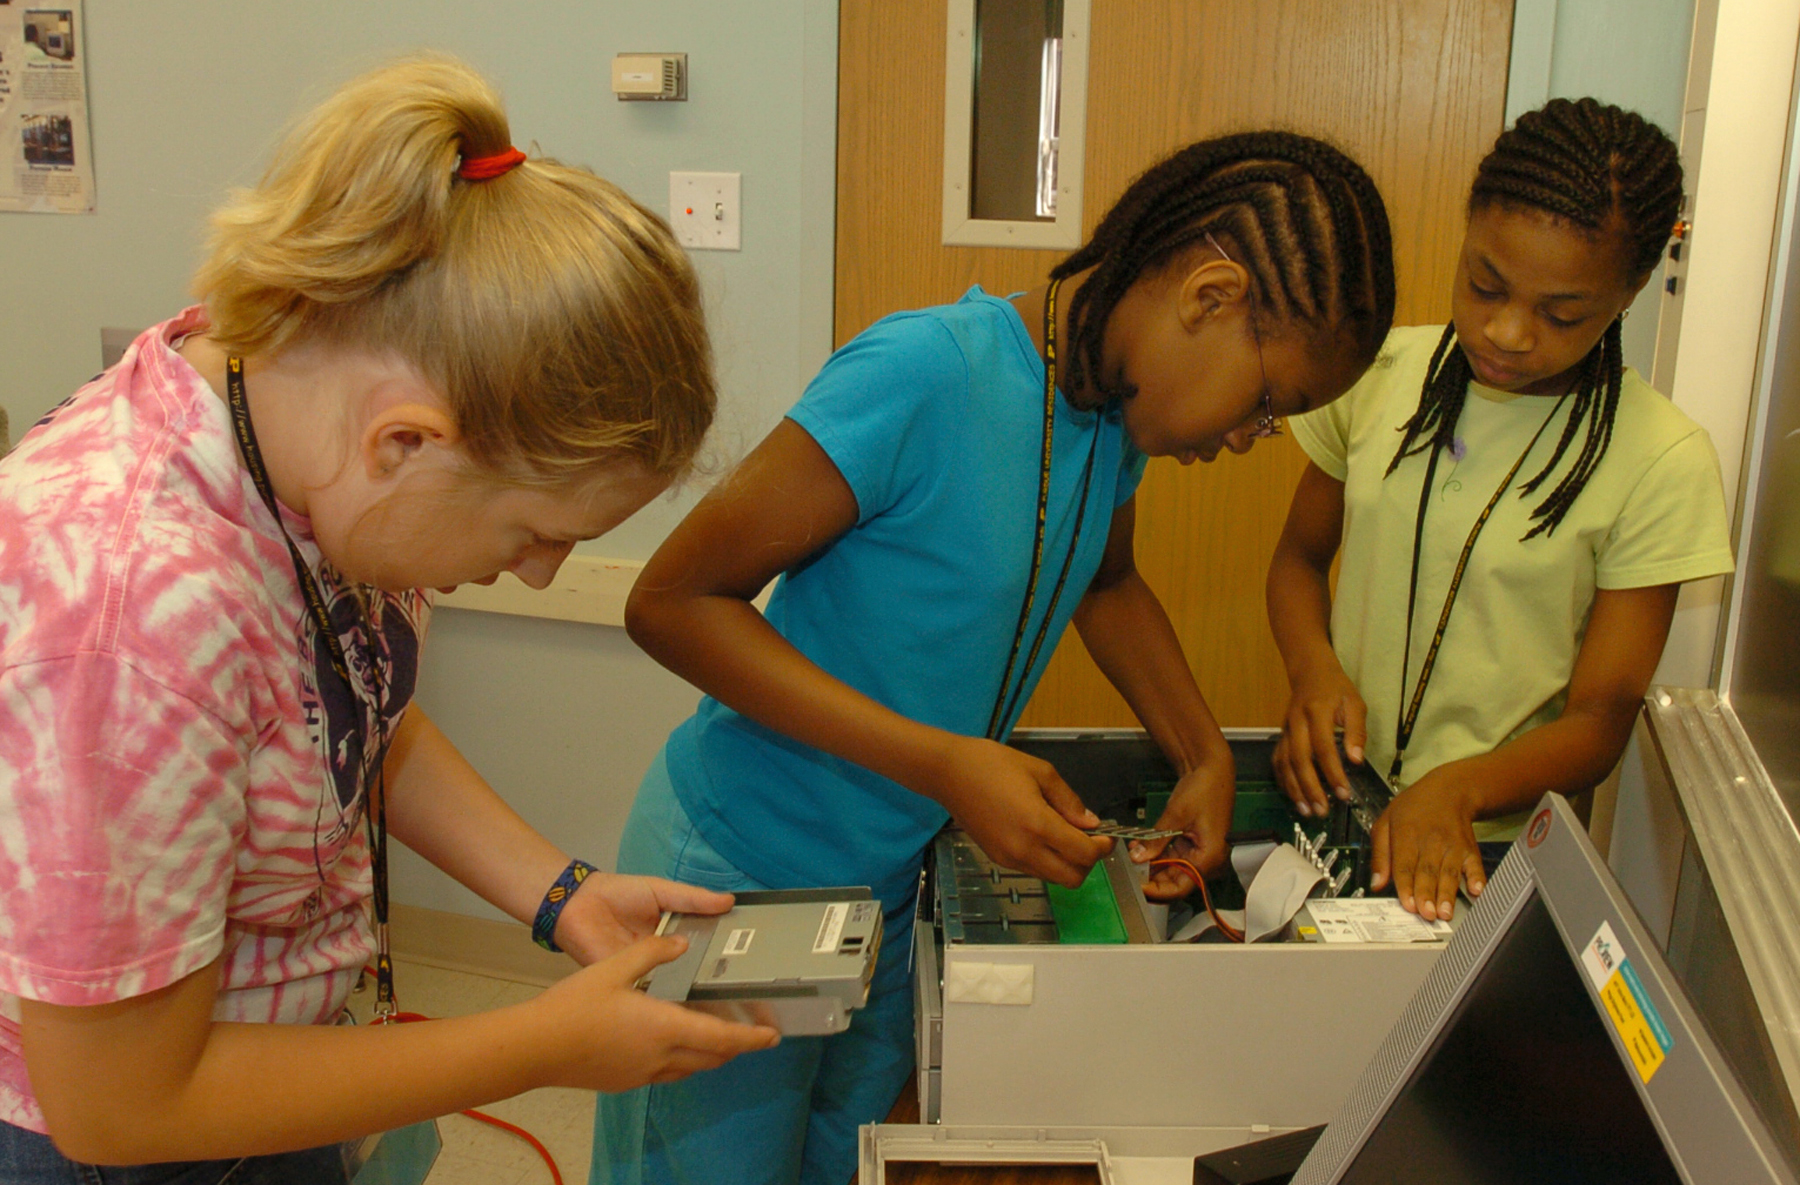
[1282,793,1797,1185]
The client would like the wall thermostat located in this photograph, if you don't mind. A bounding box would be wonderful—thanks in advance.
[613,53,687,102]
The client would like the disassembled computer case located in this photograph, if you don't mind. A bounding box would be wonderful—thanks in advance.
[863,728,1462,1182]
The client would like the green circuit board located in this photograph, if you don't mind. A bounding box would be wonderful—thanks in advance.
[1044,863,1129,944]
[931,736,1395,944]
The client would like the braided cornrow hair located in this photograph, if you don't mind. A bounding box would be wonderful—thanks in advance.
[1385,97,1684,539]
[1050,131,1396,409]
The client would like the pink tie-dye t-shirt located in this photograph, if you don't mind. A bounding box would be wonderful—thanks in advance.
[0,308,430,1132]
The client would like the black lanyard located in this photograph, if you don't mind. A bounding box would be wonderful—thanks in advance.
[1390,390,1570,788]
[986,277,1102,740]
[224,356,395,1018]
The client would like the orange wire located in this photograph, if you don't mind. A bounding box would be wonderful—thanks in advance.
[372,1008,565,1184]
[459,1108,565,1185]
[1149,857,1244,943]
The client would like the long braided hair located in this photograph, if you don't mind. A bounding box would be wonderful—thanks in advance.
[1386,98,1684,539]
[1050,131,1396,410]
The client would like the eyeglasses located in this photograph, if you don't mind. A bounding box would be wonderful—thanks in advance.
[1206,231,1283,441]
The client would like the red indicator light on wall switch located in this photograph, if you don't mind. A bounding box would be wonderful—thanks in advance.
[670,171,741,251]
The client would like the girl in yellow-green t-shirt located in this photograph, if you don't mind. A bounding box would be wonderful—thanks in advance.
[1267,97,1734,922]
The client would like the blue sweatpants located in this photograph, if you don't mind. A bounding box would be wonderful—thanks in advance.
[590,753,917,1185]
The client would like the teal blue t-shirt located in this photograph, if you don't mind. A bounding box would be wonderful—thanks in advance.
[662,287,1148,904]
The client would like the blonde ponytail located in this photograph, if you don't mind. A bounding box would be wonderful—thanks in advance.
[195,54,713,480]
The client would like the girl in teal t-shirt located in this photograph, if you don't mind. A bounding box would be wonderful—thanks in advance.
[597,132,1398,1185]
[1269,99,1734,924]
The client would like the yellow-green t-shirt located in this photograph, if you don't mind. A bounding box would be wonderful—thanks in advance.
[1289,325,1735,840]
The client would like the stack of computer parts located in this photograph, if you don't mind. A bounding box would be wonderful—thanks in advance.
[897,728,1464,1172]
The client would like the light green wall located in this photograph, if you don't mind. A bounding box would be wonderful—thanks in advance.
[1507,0,1698,375]
[1546,0,1696,135]
[0,1,837,920]
[0,1,837,547]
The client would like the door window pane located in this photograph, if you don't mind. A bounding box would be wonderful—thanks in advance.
[971,0,1065,223]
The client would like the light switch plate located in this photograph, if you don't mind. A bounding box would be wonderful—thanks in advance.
[670,171,741,251]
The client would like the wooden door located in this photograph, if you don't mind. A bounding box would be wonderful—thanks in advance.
[835,0,1514,727]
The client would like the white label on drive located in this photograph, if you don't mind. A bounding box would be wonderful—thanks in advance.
[812,903,849,954]
[722,928,754,957]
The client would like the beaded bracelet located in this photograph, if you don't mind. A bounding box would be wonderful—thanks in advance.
[532,858,598,952]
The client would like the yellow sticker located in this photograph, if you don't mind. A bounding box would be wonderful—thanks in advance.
[1582,920,1674,1084]
[1599,969,1666,1082]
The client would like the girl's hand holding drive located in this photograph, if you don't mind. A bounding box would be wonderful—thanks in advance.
[21,936,778,1164]
[551,874,738,967]
[533,936,780,1093]
[1368,765,1485,922]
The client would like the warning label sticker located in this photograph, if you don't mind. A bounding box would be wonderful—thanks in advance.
[1581,920,1674,1083]
[1307,899,1454,944]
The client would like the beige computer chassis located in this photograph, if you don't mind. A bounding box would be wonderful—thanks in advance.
[862,728,1462,1184]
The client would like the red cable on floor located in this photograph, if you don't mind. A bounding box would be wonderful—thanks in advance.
[374,1008,565,1184]
[457,1107,565,1185]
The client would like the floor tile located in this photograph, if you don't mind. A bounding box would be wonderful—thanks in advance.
[350,959,597,1185]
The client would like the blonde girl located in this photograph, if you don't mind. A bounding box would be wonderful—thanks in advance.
[0,56,773,1182]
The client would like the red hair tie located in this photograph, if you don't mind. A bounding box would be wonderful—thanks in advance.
[457,146,526,181]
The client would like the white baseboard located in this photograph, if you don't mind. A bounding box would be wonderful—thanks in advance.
[390,903,576,987]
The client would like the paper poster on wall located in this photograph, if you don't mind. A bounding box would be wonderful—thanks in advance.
[0,0,93,213]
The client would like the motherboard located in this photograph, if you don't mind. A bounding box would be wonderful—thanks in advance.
[927,729,1395,945]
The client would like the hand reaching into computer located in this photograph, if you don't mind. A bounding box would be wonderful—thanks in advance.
[1130,752,1236,901]
[1369,768,1485,922]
